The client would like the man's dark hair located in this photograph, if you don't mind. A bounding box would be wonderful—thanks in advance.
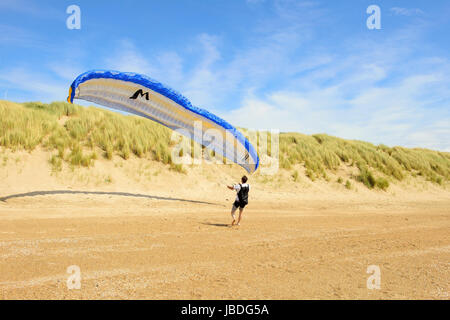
[241,175,248,183]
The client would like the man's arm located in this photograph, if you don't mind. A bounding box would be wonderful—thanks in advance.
[227,184,235,190]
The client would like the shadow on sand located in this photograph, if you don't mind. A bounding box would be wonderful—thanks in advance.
[201,222,231,228]
[0,190,220,206]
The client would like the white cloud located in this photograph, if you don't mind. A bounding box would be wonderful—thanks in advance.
[47,63,84,82]
[0,67,67,102]
[0,24,46,48]
[0,0,63,20]
[246,0,265,4]
[390,7,424,16]
[105,39,155,75]
[223,68,449,151]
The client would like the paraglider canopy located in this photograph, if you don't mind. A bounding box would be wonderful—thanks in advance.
[68,70,259,173]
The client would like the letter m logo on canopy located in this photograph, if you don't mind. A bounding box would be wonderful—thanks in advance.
[130,89,150,100]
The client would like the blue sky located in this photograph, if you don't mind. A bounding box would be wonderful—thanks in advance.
[0,0,449,151]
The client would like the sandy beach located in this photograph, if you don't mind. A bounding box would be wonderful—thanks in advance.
[0,150,448,299]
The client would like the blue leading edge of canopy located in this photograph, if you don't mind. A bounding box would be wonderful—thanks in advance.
[68,70,259,172]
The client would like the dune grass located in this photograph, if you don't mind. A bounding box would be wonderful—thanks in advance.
[275,132,449,187]
[0,100,179,171]
[0,100,449,188]
[0,101,57,151]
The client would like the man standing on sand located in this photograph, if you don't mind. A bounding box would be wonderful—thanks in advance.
[227,175,250,226]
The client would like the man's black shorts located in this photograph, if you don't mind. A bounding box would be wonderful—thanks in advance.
[233,200,247,209]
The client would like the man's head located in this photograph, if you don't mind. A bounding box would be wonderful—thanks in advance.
[241,175,248,183]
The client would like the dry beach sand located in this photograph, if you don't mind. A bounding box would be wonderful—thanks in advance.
[0,149,449,299]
